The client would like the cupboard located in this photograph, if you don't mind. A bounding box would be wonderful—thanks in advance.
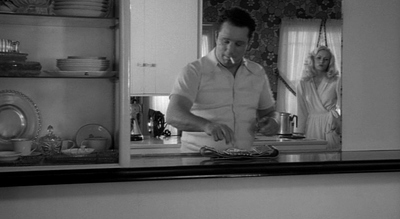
[129,0,201,95]
[0,0,131,169]
[0,0,201,170]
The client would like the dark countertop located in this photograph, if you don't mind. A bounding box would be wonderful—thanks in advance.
[1,150,400,187]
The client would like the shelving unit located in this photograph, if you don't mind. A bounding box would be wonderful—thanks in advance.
[0,1,131,169]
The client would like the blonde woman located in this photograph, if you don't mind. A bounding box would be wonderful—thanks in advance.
[296,46,341,150]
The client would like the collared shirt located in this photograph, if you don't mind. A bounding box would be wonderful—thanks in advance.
[170,49,275,152]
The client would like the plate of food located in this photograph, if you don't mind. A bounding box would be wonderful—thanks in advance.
[0,90,41,145]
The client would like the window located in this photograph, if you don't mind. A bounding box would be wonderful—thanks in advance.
[201,23,216,57]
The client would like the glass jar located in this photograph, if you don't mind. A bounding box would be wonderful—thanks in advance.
[37,125,62,156]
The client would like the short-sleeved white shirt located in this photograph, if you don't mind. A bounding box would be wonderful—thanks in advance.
[171,49,275,152]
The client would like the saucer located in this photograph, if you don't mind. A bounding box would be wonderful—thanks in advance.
[22,151,42,157]
[0,151,21,162]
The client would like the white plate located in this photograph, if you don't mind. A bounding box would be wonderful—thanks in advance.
[58,61,109,64]
[54,5,107,12]
[43,70,116,78]
[54,9,107,17]
[57,64,109,66]
[61,147,95,157]
[57,65,109,68]
[55,0,108,3]
[0,151,21,162]
[67,56,107,60]
[75,124,112,150]
[0,90,41,144]
[54,1,108,6]
[57,56,110,63]
[57,62,109,66]
[57,67,108,71]
[54,2,107,8]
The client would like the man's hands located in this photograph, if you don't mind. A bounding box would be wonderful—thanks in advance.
[256,116,280,136]
[167,95,236,145]
[204,122,235,145]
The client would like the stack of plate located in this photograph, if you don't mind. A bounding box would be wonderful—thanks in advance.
[53,0,110,17]
[0,52,28,62]
[57,56,109,71]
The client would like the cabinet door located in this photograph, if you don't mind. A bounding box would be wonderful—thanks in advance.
[130,0,200,95]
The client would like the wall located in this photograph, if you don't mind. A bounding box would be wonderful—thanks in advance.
[1,173,400,219]
[342,0,400,150]
[0,0,399,218]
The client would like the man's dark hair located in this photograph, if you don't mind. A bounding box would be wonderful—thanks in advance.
[215,7,256,39]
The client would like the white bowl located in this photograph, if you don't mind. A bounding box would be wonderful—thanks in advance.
[57,66,109,71]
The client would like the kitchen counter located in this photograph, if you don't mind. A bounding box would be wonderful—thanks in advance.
[130,135,329,154]
[130,135,181,154]
[2,149,400,187]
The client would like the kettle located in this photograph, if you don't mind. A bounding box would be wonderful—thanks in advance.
[277,112,298,136]
[148,109,165,138]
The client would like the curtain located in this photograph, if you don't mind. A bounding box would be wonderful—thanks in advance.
[276,18,342,115]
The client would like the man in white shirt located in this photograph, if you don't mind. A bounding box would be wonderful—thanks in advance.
[167,7,279,152]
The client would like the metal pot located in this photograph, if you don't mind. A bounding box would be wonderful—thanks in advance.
[277,112,298,135]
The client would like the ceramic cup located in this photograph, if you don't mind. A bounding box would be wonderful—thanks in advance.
[61,140,76,150]
[81,137,107,152]
[11,138,35,156]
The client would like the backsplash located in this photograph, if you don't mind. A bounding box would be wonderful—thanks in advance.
[203,0,342,92]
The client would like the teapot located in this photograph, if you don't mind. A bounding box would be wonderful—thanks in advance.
[277,112,298,136]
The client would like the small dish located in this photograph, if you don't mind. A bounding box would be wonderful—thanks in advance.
[75,124,112,150]
[0,151,21,162]
[61,147,95,157]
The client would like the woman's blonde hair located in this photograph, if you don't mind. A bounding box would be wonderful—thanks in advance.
[302,46,340,81]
